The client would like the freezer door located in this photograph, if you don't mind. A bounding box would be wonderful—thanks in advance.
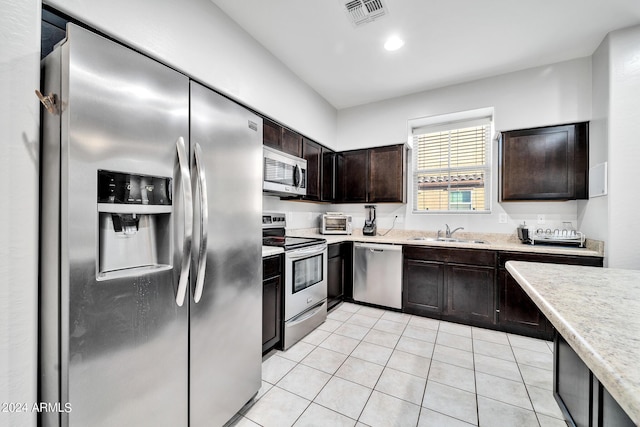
[40,24,189,427]
[189,82,263,426]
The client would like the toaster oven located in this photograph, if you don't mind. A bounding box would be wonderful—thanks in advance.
[321,213,352,235]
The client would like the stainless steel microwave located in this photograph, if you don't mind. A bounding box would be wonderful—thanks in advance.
[321,213,353,235]
[263,146,307,196]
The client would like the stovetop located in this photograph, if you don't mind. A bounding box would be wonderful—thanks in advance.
[262,211,326,250]
[262,235,326,251]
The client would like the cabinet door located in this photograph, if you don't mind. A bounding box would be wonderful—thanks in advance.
[321,148,336,201]
[263,255,282,353]
[303,138,322,201]
[446,264,496,325]
[340,149,368,202]
[281,127,302,157]
[501,123,588,200]
[555,335,592,427]
[327,246,344,311]
[499,269,550,338]
[263,118,281,151]
[403,258,445,317]
[369,145,405,202]
[262,275,281,353]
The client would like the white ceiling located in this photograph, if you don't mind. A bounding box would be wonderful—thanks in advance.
[210,0,640,110]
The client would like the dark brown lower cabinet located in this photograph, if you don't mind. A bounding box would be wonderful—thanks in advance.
[328,242,352,311]
[403,258,445,317]
[402,246,604,337]
[446,264,495,325]
[498,251,603,340]
[555,335,635,427]
[499,269,551,339]
[262,254,282,353]
[402,246,496,327]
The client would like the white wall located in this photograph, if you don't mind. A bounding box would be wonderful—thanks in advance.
[1,1,41,426]
[607,25,640,269]
[329,59,592,234]
[47,0,338,147]
[579,35,610,265]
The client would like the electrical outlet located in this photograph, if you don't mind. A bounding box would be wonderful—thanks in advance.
[537,214,545,224]
[498,213,508,224]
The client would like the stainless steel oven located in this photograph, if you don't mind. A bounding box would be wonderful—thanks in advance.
[283,243,327,348]
[263,212,327,350]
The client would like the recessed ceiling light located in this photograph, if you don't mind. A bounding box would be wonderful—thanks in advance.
[384,36,404,51]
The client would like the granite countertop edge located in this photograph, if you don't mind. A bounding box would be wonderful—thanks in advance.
[285,228,604,258]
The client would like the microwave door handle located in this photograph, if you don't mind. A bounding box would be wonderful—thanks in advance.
[297,165,304,189]
[293,164,300,188]
[193,143,208,304]
[175,137,193,307]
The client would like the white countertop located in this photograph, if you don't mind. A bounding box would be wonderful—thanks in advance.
[285,229,604,258]
[262,246,284,257]
[505,261,640,425]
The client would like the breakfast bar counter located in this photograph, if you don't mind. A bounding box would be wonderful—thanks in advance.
[506,261,640,425]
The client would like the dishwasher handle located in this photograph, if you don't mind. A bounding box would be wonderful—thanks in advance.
[353,242,402,252]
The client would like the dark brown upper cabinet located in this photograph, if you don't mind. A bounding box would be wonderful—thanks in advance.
[500,122,588,201]
[262,118,302,158]
[321,148,337,202]
[302,137,322,201]
[339,149,369,203]
[369,145,406,203]
[338,144,406,203]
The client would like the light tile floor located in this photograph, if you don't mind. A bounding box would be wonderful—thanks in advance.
[227,302,566,427]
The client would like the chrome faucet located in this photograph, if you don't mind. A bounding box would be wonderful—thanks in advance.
[445,224,464,238]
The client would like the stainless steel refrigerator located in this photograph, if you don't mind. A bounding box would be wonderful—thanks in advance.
[40,23,263,427]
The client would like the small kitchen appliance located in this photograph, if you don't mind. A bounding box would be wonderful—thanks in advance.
[263,146,307,196]
[518,222,585,247]
[321,212,353,235]
[363,205,377,236]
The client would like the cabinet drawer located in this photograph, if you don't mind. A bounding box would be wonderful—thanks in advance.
[263,255,282,279]
[404,245,496,267]
[498,251,603,268]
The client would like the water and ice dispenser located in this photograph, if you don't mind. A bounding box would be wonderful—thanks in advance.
[97,170,172,279]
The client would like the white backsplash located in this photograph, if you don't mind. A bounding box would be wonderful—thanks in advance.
[264,194,581,237]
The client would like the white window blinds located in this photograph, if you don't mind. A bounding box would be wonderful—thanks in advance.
[412,117,491,212]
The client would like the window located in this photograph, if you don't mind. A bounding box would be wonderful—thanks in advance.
[411,116,492,213]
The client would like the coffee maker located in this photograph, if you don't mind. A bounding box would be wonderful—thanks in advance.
[363,205,377,236]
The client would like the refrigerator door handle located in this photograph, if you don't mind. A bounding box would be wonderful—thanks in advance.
[193,142,208,303]
[176,136,193,306]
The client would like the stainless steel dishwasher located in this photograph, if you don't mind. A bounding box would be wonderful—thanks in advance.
[353,242,403,309]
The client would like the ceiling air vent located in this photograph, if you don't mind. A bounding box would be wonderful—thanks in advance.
[343,0,388,27]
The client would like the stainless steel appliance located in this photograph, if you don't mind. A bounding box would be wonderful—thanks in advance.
[363,205,377,236]
[263,146,307,196]
[321,212,353,235]
[262,213,327,349]
[40,24,262,427]
[353,243,402,309]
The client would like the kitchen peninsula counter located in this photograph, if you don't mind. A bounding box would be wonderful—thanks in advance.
[506,261,640,425]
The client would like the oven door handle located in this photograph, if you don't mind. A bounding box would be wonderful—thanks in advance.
[287,302,326,327]
[192,142,208,304]
[286,244,327,260]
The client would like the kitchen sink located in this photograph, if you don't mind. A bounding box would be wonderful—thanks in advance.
[409,236,489,244]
